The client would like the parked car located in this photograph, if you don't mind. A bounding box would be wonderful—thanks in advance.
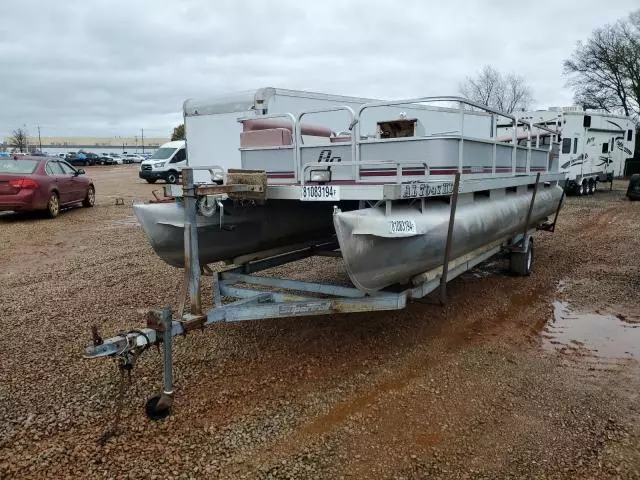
[98,155,118,165]
[102,153,128,164]
[0,156,95,218]
[70,152,99,166]
[627,174,640,201]
[123,154,144,163]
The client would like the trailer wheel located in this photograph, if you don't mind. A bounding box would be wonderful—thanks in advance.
[588,179,595,195]
[510,238,533,276]
[577,181,586,196]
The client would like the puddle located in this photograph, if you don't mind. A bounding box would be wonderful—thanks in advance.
[542,301,640,360]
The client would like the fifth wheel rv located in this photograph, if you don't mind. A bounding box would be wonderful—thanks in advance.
[500,107,635,195]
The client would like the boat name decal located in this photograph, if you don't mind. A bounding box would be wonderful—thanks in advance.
[317,149,342,162]
[401,182,455,198]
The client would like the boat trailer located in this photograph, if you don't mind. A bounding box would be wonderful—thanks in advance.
[86,169,563,419]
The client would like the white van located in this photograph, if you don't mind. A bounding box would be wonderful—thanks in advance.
[139,140,186,184]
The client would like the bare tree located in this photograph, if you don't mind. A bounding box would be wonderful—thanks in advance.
[459,65,534,113]
[564,9,640,118]
[9,128,28,153]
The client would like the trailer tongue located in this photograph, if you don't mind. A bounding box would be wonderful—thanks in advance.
[86,95,566,419]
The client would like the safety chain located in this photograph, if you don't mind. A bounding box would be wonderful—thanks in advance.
[97,330,152,445]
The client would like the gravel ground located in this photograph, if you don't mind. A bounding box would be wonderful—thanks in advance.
[0,166,639,479]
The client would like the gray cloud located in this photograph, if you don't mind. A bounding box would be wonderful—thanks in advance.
[0,0,637,138]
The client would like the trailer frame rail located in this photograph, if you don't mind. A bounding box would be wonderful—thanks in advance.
[85,166,559,419]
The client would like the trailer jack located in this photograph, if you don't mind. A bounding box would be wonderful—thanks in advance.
[143,308,174,420]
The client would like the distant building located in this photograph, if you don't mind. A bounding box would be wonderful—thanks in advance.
[12,136,170,149]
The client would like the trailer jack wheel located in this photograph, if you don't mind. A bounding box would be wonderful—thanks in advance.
[510,238,534,276]
[145,393,173,420]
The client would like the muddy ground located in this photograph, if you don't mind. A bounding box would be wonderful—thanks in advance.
[0,165,639,479]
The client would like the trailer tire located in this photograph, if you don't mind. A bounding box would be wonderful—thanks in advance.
[510,238,533,276]
[577,181,586,196]
[588,179,595,195]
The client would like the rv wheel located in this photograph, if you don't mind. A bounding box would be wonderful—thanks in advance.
[577,181,586,196]
[588,179,595,195]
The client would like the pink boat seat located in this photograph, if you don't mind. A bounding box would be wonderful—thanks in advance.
[240,128,293,148]
[242,118,333,137]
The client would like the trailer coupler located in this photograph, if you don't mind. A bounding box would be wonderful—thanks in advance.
[87,309,179,420]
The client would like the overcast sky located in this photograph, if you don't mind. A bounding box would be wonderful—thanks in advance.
[0,0,637,138]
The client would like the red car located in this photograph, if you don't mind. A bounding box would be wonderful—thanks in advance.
[0,156,95,218]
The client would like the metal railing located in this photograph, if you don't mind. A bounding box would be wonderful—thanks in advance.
[355,96,556,179]
[241,97,561,184]
[295,106,356,182]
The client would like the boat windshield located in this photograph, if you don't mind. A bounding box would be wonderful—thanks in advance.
[0,159,39,174]
[150,148,177,160]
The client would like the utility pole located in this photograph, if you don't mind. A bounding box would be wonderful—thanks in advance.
[141,128,145,154]
[37,126,42,152]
